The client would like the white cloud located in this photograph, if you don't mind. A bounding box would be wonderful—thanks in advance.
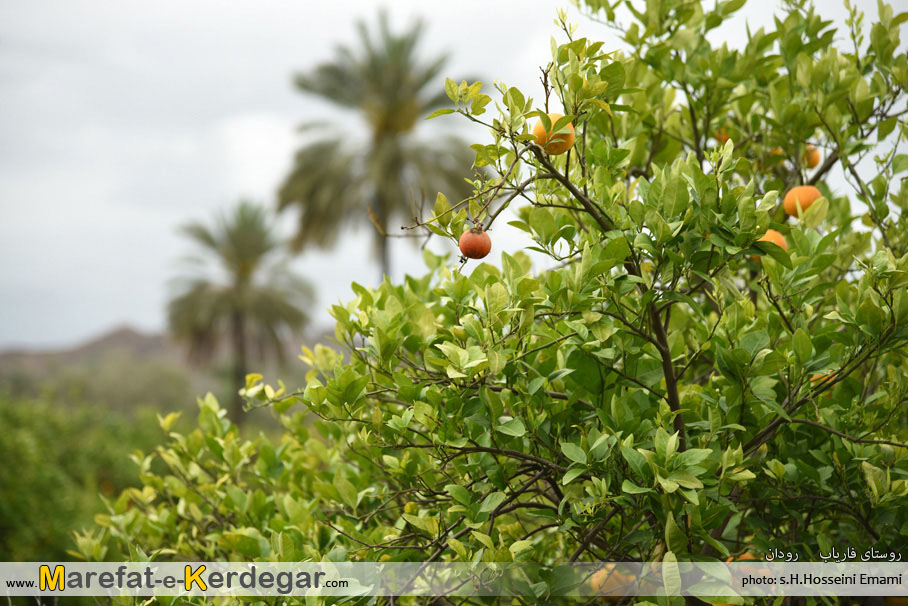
[213,113,297,201]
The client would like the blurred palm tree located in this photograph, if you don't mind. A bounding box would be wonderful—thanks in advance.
[278,11,475,279]
[168,202,313,423]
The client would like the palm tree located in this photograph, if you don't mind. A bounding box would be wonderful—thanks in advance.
[168,202,314,423]
[278,11,476,280]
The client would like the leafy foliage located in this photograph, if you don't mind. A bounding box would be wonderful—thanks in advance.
[0,395,170,562]
[87,0,908,603]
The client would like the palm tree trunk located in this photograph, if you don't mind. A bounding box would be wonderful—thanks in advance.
[373,192,391,281]
[230,310,247,425]
[378,233,390,282]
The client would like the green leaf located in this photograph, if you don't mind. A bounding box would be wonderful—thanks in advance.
[621,479,651,494]
[668,470,703,490]
[675,448,712,468]
[862,461,887,504]
[220,530,269,558]
[603,236,631,261]
[434,192,450,219]
[561,441,588,465]
[893,154,908,174]
[665,513,688,553]
[754,234,792,268]
[600,60,626,100]
[878,116,897,141]
[444,77,458,102]
[403,514,440,535]
[425,108,455,120]
[446,484,471,506]
[657,475,680,493]
[496,418,527,437]
[662,551,682,595]
[157,412,181,432]
[663,164,689,219]
[621,444,649,477]
[529,207,557,244]
[792,328,813,365]
[562,467,586,485]
[727,468,757,481]
[470,94,492,115]
[800,196,828,229]
[509,539,533,554]
[721,0,747,15]
[480,491,507,513]
[485,282,509,315]
[333,476,358,509]
[472,531,494,550]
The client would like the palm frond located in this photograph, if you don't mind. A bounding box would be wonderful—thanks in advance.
[217,201,280,280]
[167,279,232,364]
[277,139,364,251]
[281,11,484,259]
[168,202,314,367]
[403,136,477,204]
[180,223,219,253]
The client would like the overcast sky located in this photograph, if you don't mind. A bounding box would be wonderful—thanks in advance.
[0,0,888,349]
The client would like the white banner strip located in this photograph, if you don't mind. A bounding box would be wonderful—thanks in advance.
[2,562,907,597]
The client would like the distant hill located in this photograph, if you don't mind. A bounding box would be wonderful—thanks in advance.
[0,324,336,414]
[0,326,180,374]
[0,323,337,370]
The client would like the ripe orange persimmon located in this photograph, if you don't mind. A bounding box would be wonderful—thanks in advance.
[727,553,765,577]
[754,229,788,262]
[804,145,821,169]
[715,128,730,144]
[532,113,575,155]
[589,568,633,601]
[810,372,835,396]
[783,185,822,217]
[458,228,492,259]
[758,229,788,251]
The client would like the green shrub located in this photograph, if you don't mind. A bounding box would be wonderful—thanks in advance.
[0,396,172,562]
[82,0,908,603]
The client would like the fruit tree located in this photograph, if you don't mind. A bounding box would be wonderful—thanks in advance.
[83,0,908,602]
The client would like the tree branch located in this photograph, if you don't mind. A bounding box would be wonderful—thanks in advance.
[531,146,613,232]
[789,418,908,449]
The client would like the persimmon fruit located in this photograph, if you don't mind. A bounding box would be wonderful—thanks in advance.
[754,229,787,262]
[811,372,835,397]
[726,553,758,562]
[532,113,575,155]
[589,568,632,601]
[804,145,821,168]
[458,228,491,259]
[758,229,788,251]
[784,185,822,217]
